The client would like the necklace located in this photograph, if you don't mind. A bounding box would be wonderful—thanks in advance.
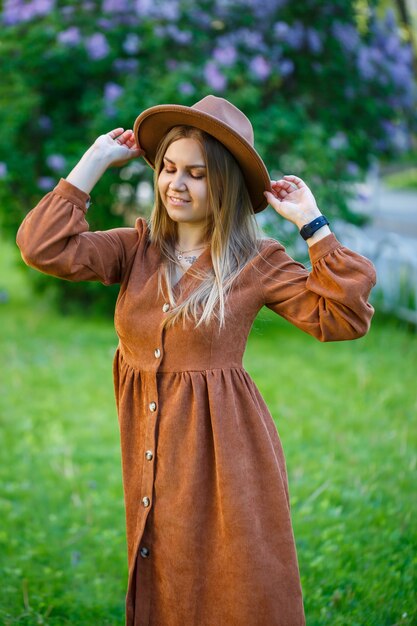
[175,244,209,260]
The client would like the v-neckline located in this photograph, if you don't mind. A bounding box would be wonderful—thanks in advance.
[171,246,211,291]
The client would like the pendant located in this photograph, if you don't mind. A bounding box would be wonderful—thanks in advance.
[177,253,183,260]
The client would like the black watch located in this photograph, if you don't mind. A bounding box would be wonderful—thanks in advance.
[299,215,329,241]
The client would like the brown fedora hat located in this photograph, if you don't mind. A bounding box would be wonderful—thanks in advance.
[133,95,271,213]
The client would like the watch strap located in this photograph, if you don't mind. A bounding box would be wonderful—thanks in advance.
[299,215,329,240]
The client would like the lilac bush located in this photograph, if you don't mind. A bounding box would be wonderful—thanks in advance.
[0,0,415,310]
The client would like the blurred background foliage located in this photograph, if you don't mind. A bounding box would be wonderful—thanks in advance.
[0,0,416,313]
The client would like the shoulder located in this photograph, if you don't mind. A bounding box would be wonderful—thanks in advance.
[134,216,150,237]
[254,237,286,262]
[130,216,151,251]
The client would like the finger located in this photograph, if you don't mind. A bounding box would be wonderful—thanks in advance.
[283,175,306,188]
[118,130,137,146]
[272,179,295,194]
[264,190,282,204]
[272,178,294,188]
[109,128,124,138]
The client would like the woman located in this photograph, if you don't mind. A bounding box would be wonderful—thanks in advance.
[17,95,376,626]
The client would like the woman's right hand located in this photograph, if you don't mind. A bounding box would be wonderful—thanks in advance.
[92,128,145,168]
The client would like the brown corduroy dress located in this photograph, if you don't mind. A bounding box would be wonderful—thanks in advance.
[17,178,376,626]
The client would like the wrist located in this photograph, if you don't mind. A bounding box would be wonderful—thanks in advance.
[299,214,330,242]
[305,225,331,247]
[295,210,322,231]
[83,144,113,169]
[65,147,110,195]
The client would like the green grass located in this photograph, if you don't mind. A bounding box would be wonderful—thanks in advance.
[1,237,416,625]
[383,167,417,190]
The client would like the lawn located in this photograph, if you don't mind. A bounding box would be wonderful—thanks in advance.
[1,237,416,626]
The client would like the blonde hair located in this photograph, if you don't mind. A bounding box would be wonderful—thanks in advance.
[149,125,264,330]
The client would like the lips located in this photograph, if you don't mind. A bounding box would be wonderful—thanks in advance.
[168,195,190,204]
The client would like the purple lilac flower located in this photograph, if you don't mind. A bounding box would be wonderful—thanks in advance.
[85,33,110,60]
[97,17,113,29]
[139,0,179,21]
[135,0,153,17]
[213,44,237,67]
[384,7,397,30]
[38,115,52,131]
[2,0,56,25]
[154,25,165,39]
[374,138,388,152]
[38,176,55,191]
[248,0,288,18]
[46,154,66,171]
[346,162,359,177]
[388,61,413,88]
[161,1,180,20]
[113,58,139,73]
[2,0,23,25]
[165,25,193,45]
[357,46,376,80]
[104,82,124,102]
[250,55,271,80]
[331,22,359,53]
[279,59,294,77]
[178,82,195,96]
[31,0,55,18]
[329,132,348,150]
[166,59,179,71]
[0,162,7,178]
[274,22,291,42]
[286,21,304,51]
[381,120,411,152]
[123,33,140,54]
[306,28,322,54]
[204,61,227,91]
[61,6,74,16]
[188,8,211,28]
[384,33,401,59]
[239,29,265,51]
[103,0,130,12]
[57,27,81,46]
[396,44,413,66]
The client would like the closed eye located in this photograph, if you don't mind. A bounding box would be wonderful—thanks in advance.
[164,168,205,180]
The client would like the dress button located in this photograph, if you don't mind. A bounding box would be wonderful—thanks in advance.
[142,496,150,507]
[154,348,161,358]
[145,450,153,461]
[162,303,170,312]
[149,402,157,412]
[140,546,150,558]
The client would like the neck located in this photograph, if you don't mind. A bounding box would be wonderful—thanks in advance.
[176,224,208,251]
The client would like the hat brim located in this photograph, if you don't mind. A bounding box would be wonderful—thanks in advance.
[133,104,270,213]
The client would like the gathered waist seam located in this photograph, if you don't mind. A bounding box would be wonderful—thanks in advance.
[116,345,245,373]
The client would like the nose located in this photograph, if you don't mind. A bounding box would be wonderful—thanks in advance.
[168,171,187,191]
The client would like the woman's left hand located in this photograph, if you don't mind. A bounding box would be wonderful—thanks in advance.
[264,175,322,229]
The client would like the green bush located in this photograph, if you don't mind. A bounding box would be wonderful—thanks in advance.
[1,0,415,312]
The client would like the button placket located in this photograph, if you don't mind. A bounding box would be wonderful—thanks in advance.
[136,316,166,569]
[135,306,168,583]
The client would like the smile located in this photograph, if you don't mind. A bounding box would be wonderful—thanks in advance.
[168,196,190,205]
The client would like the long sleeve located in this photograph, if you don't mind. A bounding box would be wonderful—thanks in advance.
[257,233,377,342]
[16,178,146,285]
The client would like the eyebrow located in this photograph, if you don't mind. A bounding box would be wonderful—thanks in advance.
[163,156,206,168]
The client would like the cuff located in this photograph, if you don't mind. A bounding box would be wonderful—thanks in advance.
[52,178,91,213]
[308,233,342,264]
